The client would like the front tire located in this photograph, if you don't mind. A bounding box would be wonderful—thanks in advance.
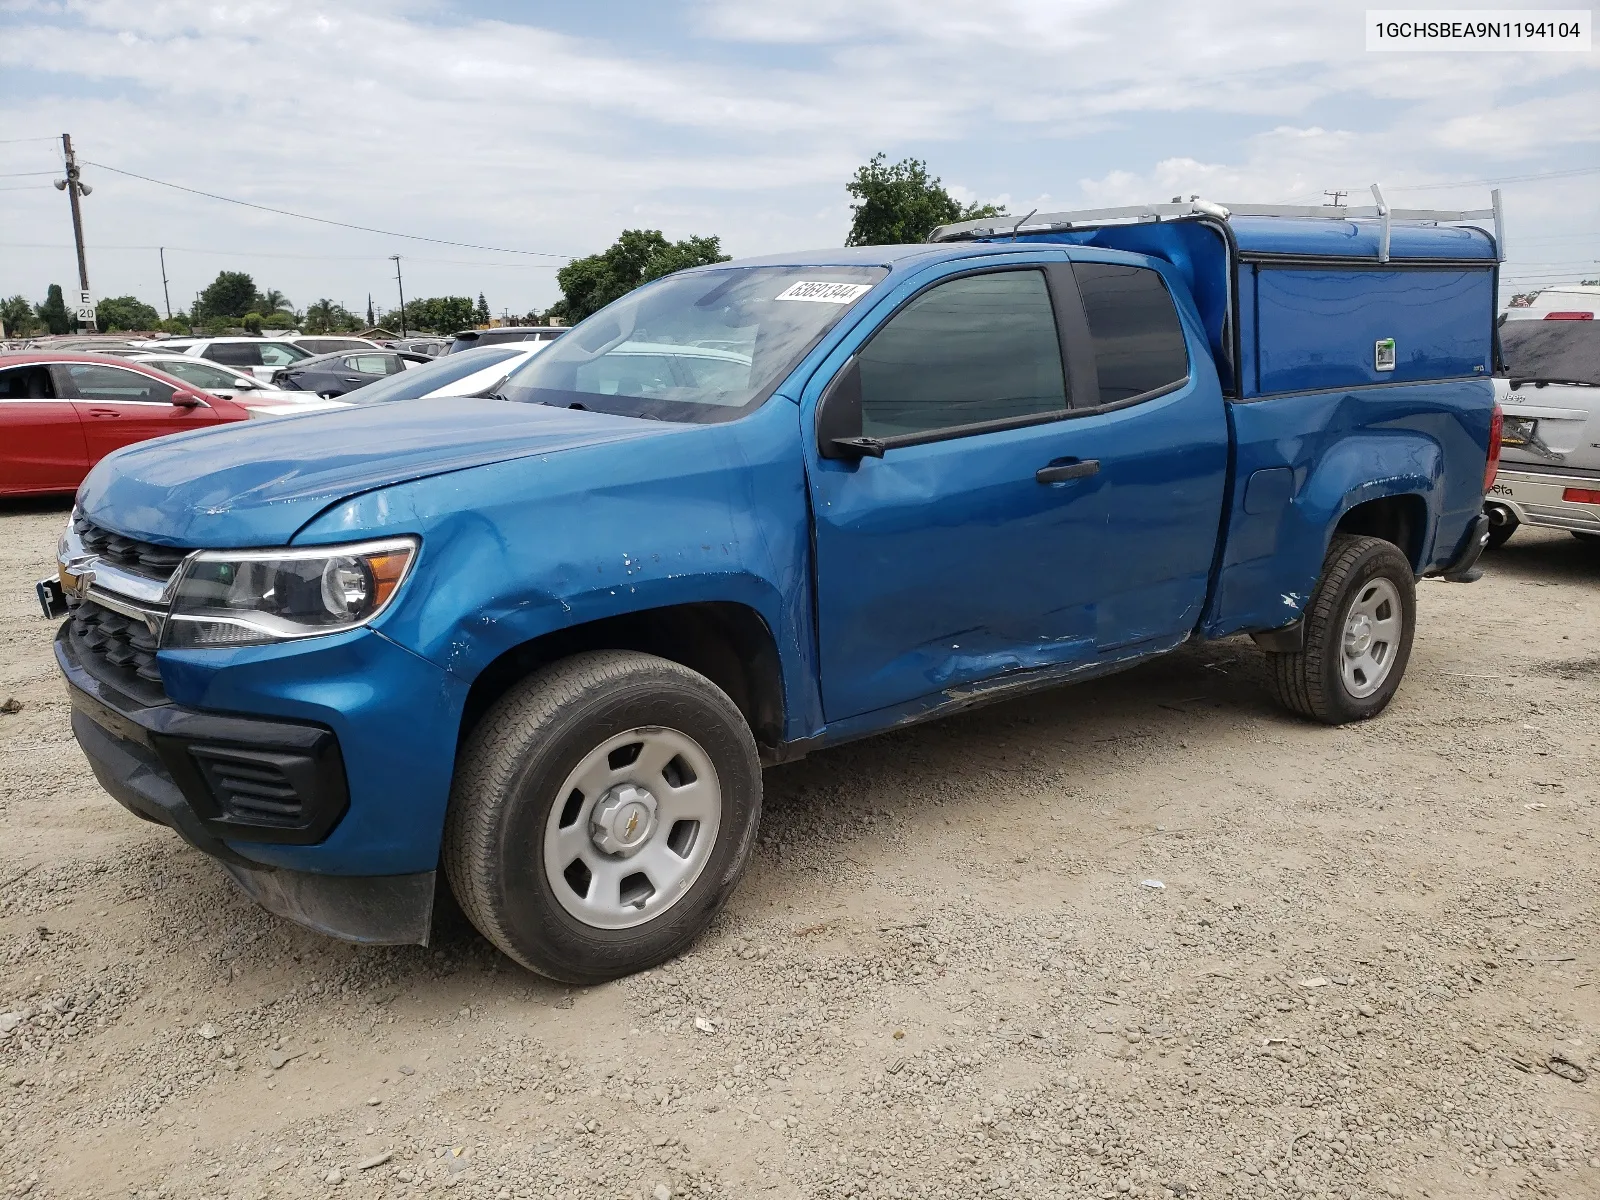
[1264,535,1416,725]
[443,651,762,984]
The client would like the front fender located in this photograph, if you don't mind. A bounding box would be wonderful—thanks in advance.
[296,398,823,739]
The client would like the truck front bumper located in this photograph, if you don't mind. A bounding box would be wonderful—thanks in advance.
[1487,466,1600,534]
[56,623,459,945]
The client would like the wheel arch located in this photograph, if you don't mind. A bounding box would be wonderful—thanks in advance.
[456,601,787,759]
[1332,492,1430,572]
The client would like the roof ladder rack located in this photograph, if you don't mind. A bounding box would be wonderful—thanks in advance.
[928,187,1506,262]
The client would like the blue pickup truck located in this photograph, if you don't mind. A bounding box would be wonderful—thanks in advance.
[44,197,1502,983]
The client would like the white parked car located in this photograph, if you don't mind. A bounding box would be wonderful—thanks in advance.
[124,353,318,403]
[128,336,315,381]
[283,335,383,355]
[335,342,550,405]
[1484,317,1600,546]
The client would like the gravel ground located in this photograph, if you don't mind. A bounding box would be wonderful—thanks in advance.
[0,498,1596,1200]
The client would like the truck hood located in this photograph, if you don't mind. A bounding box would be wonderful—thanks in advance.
[78,397,673,547]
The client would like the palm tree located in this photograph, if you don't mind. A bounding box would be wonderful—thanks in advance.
[304,298,338,333]
[256,288,291,314]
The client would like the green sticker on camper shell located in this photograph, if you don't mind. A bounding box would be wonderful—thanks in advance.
[1375,338,1397,372]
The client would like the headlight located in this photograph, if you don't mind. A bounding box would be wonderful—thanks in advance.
[162,537,419,649]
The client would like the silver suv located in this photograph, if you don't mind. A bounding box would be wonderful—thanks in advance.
[1485,317,1600,546]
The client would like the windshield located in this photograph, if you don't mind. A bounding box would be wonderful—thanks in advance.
[497,266,888,422]
[345,345,525,404]
[1499,321,1600,386]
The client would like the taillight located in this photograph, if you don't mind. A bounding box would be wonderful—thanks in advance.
[1562,487,1600,505]
[1543,312,1595,320]
[1484,405,1502,493]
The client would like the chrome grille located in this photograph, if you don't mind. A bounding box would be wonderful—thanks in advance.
[72,512,187,583]
[68,599,167,707]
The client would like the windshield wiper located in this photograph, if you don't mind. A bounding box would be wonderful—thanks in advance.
[1508,377,1598,388]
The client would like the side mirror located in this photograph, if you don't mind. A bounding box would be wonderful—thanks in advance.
[816,357,884,460]
[231,376,260,390]
[170,390,203,408]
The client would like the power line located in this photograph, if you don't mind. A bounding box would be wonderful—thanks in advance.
[1389,166,1600,191]
[0,135,61,146]
[82,159,574,261]
[0,241,560,269]
[0,185,52,194]
[0,170,59,178]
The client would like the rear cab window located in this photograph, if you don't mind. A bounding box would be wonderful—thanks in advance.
[1071,262,1189,406]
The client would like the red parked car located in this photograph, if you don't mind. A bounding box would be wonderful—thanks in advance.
[0,353,251,497]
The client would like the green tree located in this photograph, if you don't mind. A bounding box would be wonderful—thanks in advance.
[555,230,731,323]
[255,287,289,313]
[94,295,163,332]
[199,271,258,320]
[303,298,358,333]
[474,293,491,326]
[387,296,475,333]
[0,294,38,337]
[242,312,263,334]
[35,284,70,335]
[844,153,1006,246]
[158,316,191,335]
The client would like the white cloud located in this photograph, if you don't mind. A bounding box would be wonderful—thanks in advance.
[0,0,1594,315]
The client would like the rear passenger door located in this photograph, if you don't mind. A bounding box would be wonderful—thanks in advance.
[804,254,1230,723]
[0,364,88,494]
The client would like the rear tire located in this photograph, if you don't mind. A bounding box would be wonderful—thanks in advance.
[1264,535,1416,725]
[443,651,762,984]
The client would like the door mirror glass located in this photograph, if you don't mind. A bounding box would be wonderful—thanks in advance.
[170,390,202,407]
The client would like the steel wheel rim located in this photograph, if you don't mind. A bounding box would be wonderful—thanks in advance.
[1339,576,1402,699]
[542,726,722,931]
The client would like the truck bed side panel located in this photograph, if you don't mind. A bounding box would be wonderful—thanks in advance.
[1204,378,1495,638]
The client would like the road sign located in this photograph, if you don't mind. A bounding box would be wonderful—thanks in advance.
[76,305,96,322]
[78,290,92,307]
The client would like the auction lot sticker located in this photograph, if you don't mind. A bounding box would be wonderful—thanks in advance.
[774,281,874,303]
[1368,9,1590,50]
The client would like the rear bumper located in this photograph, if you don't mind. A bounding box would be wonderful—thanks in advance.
[1486,467,1600,532]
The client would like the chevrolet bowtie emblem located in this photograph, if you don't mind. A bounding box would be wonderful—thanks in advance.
[625,812,639,837]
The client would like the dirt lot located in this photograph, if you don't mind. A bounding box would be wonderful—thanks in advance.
[0,498,1596,1200]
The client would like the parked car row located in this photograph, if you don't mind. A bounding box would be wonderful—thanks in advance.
[0,343,563,496]
[0,353,338,497]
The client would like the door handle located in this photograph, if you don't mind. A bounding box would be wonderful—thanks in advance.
[87,408,120,418]
[1036,459,1099,484]
[341,376,363,382]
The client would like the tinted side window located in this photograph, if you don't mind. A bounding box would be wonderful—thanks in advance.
[204,343,262,367]
[66,364,176,403]
[0,366,54,400]
[258,343,308,366]
[1072,263,1188,405]
[858,271,1067,438]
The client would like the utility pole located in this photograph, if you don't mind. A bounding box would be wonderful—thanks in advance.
[159,247,172,321]
[56,133,94,331]
[1323,190,1348,207]
[389,255,407,337]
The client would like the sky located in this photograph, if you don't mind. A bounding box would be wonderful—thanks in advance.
[0,0,1596,321]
